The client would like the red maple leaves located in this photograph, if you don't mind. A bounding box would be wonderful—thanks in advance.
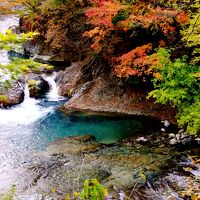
[83,0,189,79]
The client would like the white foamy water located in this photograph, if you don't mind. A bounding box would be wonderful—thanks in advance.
[43,72,65,101]
[0,74,63,126]
[0,16,64,126]
[0,85,53,125]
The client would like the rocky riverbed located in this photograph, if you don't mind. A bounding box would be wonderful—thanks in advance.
[9,132,199,200]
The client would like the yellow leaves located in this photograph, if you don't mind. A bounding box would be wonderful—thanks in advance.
[0,30,39,51]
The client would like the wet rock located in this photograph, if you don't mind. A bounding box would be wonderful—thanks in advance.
[181,132,188,139]
[32,55,53,63]
[181,138,192,145]
[178,129,184,134]
[47,135,101,155]
[0,80,24,107]
[169,133,176,138]
[56,62,83,97]
[12,132,200,200]
[169,138,178,145]
[63,71,176,122]
[161,120,170,127]
[18,194,43,200]
[27,74,49,98]
[136,137,148,142]
[176,134,180,141]
[195,138,200,144]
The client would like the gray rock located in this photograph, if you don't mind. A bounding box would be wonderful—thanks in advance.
[163,120,170,127]
[62,64,176,119]
[176,134,180,141]
[33,55,53,63]
[136,137,148,142]
[0,80,24,107]
[181,138,192,145]
[181,132,189,139]
[27,74,49,98]
[178,129,184,134]
[195,138,200,144]
[169,138,178,145]
[169,133,176,138]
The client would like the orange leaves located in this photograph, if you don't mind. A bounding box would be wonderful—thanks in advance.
[83,27,106,52]
[114,44,153,78]
[119,5,188,40]
[84,0,190,80]
[85,1,125,29]
[83,27,106,38]
[87,0,108,6]
[177,12,189,24]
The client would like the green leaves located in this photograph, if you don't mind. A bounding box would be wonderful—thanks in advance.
[0,30,38,51]
[148,48,200,135]
[0,30,52,87]
[75,179,108,200]
[178,101,200,135]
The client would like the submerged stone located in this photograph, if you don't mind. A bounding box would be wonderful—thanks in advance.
[47,135,101,155]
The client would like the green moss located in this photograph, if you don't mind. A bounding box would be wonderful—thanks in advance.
[0,95,8,104]
[28,79,38,90]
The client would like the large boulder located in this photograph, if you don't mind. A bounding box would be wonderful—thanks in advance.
[47,135,101,155]
[0,80,24,107]
[27,74,50,98]
[58,63,176,123]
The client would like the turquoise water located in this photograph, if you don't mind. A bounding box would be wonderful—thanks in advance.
[0,96,161,187]
[0,97,162,157]
[35,109,161,147]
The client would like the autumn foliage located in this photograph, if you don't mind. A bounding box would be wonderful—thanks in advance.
[83,0,190,79]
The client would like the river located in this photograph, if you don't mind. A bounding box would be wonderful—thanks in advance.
[0,14,161,191]
[0,15,199,200]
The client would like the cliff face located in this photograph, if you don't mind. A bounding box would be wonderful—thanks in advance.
[56,62,177,123]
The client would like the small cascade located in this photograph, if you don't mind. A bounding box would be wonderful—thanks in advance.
[23,84,30,99]
[0,83,54,126]
[42,72,65,101]
[0,72,65,125]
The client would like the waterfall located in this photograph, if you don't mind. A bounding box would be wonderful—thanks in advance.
[0,72,65,125]
[0,15,64,125]
[42,72,65,101]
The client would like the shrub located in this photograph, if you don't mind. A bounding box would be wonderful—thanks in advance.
[148,48,200,135]
[73,179,108,200]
